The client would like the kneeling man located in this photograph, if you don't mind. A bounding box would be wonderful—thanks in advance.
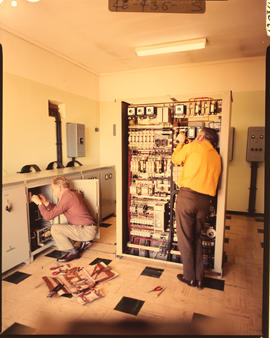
[31,176,97,262]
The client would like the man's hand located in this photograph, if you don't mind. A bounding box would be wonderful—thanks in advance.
[176,132,186,144]
[31,195,42,206]
[38,194,49,207]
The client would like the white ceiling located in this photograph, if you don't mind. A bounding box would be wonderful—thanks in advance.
[0,0,269,74]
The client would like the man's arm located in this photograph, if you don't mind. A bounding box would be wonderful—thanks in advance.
[171,132,188,166]
[38,194,69,221]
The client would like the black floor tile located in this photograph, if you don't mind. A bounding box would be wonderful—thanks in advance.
[100,223,112,228]
[176,274,225,291]
[45,249,66,258]
[89,257,112,265]
[1,322,36,335]
[192,312,212,321]
[224,238,229,243]
[261,242,264,248]
[204,277,225,291]
[3,271,31,284]
[225,215,232,220]
[114,296,144,316]
[225,225,230,230]
[257,228,264,233]
[141,266,164,278]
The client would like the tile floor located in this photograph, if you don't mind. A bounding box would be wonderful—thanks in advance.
[1,214,264,335]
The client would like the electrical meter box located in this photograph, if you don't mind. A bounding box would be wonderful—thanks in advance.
[66,123,85,158]
[246,126,265,162]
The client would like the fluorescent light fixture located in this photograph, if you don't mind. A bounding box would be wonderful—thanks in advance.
[135,38,206,56]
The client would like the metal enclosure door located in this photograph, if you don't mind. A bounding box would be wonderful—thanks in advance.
[100,168,116,219]
[2,184,30,272]
[59,179,100,239]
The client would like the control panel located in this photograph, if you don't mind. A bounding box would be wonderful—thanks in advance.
[125,98,223,269]
[246,126,265,162]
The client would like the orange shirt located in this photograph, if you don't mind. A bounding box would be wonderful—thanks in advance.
[171,140,221,197]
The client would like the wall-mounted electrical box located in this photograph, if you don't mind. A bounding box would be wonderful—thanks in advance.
[246,126,265,162]
[66,123,85,158]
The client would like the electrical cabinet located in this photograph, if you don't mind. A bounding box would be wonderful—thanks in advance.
[2,183,31,272]
[2,165,114,273]
[120,92,231,275]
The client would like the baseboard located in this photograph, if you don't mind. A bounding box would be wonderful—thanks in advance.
[226,210,264,217]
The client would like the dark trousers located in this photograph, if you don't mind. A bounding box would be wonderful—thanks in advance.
[175,188,210,281]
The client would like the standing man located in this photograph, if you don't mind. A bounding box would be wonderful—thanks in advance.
[171,128,221,290]
[31,176,97,262]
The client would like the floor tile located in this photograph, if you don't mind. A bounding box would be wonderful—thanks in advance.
[141,266,164,278]
[3,271,31,284]
[257,228,264,233]
[45,249,66,258]
[114,296,145,316]
[100,223,112,228]
[192,312,212,320]
[1,322,36,335]
[89,257,112,265]
[204,277,225,291]
[224,238,229,243]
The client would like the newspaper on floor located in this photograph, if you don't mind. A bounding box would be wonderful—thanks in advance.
[42,261,118,305]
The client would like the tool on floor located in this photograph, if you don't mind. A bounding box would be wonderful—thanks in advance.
[148,285,166,296]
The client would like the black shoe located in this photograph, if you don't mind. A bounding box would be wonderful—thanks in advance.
[197,280,204,290]
[177,274,196,287]
[57,251,80,262]
[78,241,93,253]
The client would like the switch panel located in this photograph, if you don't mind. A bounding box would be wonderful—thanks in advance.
[246,127,265,162]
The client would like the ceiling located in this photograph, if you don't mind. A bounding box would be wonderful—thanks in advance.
[0,0,269,74]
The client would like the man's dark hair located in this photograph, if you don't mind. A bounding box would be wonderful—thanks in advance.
[201,127,219,147]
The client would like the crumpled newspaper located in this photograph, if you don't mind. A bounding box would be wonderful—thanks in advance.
[42,261,118,305]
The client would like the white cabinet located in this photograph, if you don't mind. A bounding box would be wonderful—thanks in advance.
[2,183,30,272]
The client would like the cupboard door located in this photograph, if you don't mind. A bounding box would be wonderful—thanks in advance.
[100,168,116,219]
[66,179,100,238]
[2,184,30,272]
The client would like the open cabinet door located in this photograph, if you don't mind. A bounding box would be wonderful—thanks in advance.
[71,179,100,239]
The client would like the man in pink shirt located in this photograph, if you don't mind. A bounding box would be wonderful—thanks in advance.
[31,176,97,262]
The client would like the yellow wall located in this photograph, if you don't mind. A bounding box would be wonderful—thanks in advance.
[227,91,265,214]
[3,73,100,174]
[1,29,100,175]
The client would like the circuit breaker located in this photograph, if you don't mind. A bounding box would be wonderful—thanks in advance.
[246,126,265,162]
[122,95,230,274]
[66,123,85,158]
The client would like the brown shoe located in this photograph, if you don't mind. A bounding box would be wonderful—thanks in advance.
[57,251,80,262]
[177,274,196,287]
